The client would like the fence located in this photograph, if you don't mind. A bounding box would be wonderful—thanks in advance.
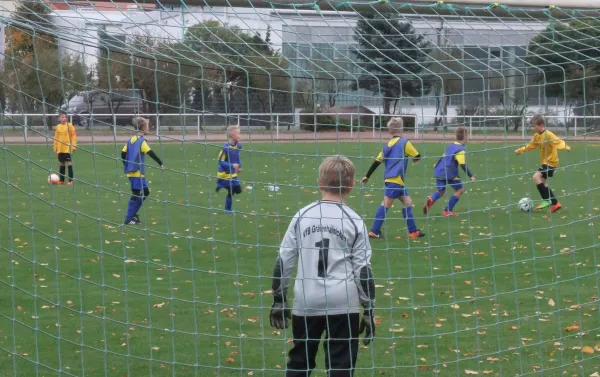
[1,113,599,141]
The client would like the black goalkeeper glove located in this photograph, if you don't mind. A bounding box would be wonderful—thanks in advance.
[269,301,291,329]
[359,309,375,345]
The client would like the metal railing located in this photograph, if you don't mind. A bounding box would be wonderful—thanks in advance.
[1,112,598,140]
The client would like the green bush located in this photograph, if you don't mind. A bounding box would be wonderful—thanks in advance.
[299,114,352,132]
[373,115,415,130]
[299,113,415,132]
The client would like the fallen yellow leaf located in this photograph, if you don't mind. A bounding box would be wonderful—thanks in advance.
[465,370,479,375]
[582,346,594,354]
[548,298,555,307]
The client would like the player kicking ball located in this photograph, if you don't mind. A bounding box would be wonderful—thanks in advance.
[362,117,425,239]
[121,117,164,225]
[515,114,570,213]
[216,125,243,213]
[424,127,476,216]
[269,156,376,377]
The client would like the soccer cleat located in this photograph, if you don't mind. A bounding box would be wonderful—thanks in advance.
[409,230,425,239]
[57,181,66,185]
[368,231,382,239]
[67,181,73,185]
[548,202,562,213]
[536,200,551,210]
[423,197,434,214]
[442,210,458,217]
[124,219,137,225]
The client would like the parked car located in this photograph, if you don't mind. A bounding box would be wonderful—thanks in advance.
[61,89,152,128]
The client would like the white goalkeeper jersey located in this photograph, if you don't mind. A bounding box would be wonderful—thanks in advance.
[272,200,375,316]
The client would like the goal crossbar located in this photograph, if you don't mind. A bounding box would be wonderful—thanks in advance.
[104,0,600,20]
[114,0,600,13]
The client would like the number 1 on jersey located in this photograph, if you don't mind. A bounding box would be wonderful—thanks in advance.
[315,238,330,278]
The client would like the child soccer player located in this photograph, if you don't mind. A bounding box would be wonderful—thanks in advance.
[423,126,476,216]
[53,113,77,185]
[361,117,425,239]
[121,117,164,225]
[515,114,570,213]
[216,125,242,212]
[269,156,375,377]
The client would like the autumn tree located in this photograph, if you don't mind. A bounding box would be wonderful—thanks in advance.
[5,0,55,59]
[2,0,88,128]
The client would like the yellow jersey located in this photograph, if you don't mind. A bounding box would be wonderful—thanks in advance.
[517,129,570,167]
[53,122,77,154]
[122,136,151,177]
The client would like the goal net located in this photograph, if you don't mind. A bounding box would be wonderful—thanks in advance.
[1,0,599,376]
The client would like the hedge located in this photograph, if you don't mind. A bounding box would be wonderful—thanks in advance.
[299,114,415,132]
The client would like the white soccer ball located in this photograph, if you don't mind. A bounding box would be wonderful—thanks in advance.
[518,197,533,212]
[48,173,60,185]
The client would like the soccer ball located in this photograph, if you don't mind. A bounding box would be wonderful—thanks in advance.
[48,173,60,185]
[518,197,533,212]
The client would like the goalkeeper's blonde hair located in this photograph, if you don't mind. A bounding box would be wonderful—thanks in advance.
[387,117,403,132]
[318,156,355,196]
[132,117,149,131]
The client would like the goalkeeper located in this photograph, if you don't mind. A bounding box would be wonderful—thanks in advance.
[269,156,376,377]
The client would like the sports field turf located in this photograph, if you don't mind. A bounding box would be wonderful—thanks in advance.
[1,140,599,377]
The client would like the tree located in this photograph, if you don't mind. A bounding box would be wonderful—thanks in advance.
[526,19,600,116]
[96,33,189,120]
[5,0,55,59]
[296,59,351,110]
[2,0,87,126]
[429,46,464,130]
[352,13,433,114]
[184,20,292,121]
[3,48,87,114]
[245,53,291,113]
[184,19,266,111]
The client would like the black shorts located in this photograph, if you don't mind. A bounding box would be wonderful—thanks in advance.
[538,164,555,179]
[57,153,72,163]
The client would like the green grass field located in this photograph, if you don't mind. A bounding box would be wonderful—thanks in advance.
[1,140,599,377]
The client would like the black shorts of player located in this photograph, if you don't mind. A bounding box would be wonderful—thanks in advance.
[57,153,72,163]
[286,313,359,377]
[538,164,556,179]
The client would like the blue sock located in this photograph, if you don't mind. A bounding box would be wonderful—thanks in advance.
[371,205,388,234]
[225,195,233,211]
[431,191,441,203]
[447,196,460,211]
[126,199,138,221]
[402,207,417,233]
